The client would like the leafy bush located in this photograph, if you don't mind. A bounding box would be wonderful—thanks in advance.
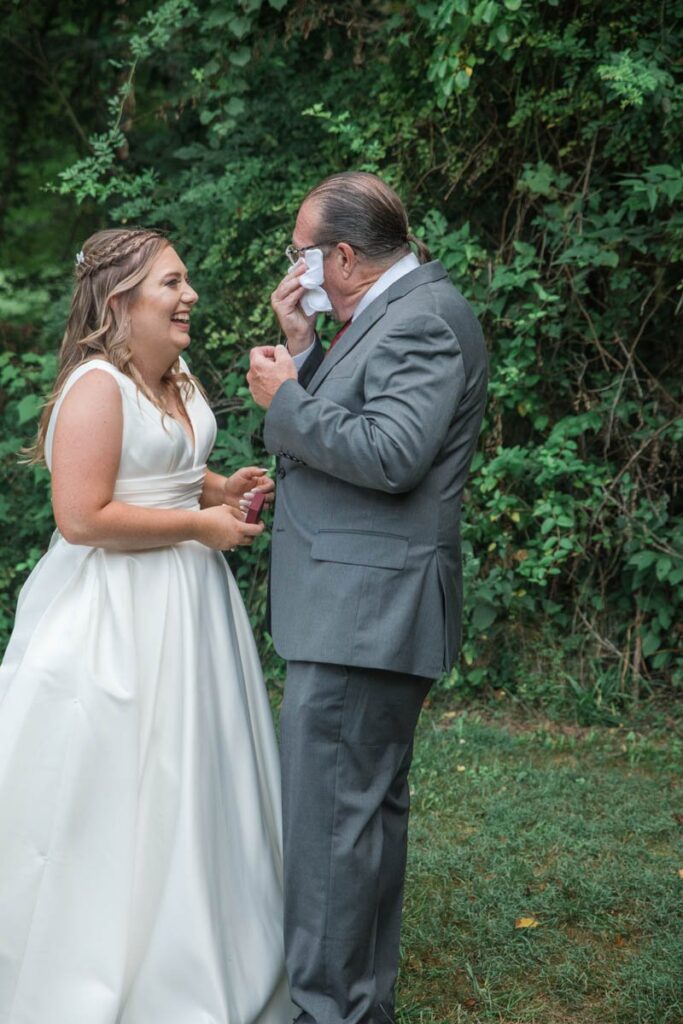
[1,0,681,716]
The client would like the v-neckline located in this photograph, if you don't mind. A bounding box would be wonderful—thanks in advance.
[76,359,198,459]
[140,385,196,462]
[165,392,196,460]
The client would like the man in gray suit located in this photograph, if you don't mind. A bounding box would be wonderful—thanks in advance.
[248,172,487,1024]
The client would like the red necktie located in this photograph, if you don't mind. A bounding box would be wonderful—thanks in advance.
[329,319,351,350]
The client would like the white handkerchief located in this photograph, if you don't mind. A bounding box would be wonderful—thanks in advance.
[290,249,333,316]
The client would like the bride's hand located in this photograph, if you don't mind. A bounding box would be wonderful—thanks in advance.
[194,504,264,550]
[224,466,275,513]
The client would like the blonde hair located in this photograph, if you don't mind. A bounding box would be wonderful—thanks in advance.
[27,227,197,464]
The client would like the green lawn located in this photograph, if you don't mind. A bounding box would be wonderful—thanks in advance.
[398,704,683,1024]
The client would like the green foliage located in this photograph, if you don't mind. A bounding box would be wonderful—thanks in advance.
[0,352,55,643]
[1,0,682,714]
[597,47,674,109]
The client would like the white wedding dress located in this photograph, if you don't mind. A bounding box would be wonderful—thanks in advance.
[0,360,296,1024]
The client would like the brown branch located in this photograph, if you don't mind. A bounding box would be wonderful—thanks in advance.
[574,131,598,236]
[592,417,682,524]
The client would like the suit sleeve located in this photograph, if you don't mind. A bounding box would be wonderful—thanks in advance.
[263,313,465,493]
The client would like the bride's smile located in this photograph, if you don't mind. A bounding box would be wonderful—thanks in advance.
[126,245,199,371]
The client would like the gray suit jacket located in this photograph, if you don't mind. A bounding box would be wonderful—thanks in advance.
[263,260,487,679]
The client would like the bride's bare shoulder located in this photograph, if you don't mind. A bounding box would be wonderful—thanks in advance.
[55,364,123,427]
[61,359,126,396]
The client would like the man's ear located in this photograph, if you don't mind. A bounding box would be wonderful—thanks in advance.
[336,242,356,278]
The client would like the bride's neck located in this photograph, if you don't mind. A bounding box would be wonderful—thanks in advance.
[131,353,175,395]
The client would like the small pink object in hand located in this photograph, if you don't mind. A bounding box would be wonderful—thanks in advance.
[245,492,266,524]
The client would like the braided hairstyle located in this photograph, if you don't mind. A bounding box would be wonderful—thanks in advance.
[73,228,165,280]
[27,227,196,464]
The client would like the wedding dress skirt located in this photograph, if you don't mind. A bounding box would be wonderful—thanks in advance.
[0,360,295,1024]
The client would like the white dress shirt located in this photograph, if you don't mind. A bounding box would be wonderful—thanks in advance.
[291,251,421,370]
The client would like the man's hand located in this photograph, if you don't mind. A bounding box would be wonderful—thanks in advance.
[248,346,297,409]
[271,262,316,355]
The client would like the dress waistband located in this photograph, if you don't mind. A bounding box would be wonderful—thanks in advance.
[113,465,206,510]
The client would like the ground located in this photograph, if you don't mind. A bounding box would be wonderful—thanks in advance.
[397,701,683,1024]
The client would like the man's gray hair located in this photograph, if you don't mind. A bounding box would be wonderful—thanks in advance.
[304,171,431,265]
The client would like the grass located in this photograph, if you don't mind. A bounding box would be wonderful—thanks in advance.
[397,702,683,1024]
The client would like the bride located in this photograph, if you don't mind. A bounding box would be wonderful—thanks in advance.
[0,228,296,1023]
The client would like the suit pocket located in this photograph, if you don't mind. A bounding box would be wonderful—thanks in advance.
[324,367,354,380]
[311,530,408,570]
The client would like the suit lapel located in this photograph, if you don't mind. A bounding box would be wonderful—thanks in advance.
[306,260,449,395]
[307,294,388,394]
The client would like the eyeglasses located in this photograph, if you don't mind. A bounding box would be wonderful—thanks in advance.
[285,243,324,265]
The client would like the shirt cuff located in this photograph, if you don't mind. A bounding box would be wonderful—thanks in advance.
[290,340,316,370]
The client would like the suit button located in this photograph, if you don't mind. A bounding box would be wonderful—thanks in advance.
[277,466,286,479]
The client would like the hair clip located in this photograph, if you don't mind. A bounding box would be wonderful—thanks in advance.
[75,250,85,266]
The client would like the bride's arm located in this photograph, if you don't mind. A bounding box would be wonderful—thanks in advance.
[51,370,264,552]
[200,470,233,508]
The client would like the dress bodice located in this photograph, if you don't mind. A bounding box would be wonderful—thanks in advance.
[45,358,217,510]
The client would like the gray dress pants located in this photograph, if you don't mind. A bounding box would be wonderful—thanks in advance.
[279,661,432,1024]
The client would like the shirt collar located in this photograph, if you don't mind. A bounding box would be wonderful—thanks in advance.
[351,252,420,322]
